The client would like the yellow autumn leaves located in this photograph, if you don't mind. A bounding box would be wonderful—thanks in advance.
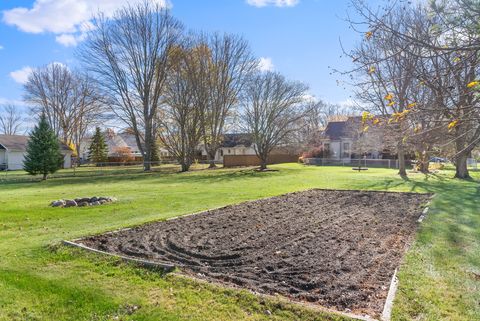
[467,81,479,88]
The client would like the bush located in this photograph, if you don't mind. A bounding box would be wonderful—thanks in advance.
[301,147,330,159]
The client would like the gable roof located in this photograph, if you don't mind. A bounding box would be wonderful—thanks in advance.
[323,116,362,141]
[221,133,253,148]
[0,135,72,152]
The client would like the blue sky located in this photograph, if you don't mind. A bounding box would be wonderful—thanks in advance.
[0,0,365,110]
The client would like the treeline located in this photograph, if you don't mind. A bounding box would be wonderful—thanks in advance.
[344,0,480,179]
[19,2,311,172]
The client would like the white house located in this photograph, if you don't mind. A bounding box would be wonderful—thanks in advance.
[318,116,383,160]
[0,135,73,170]
[200,133,257,163]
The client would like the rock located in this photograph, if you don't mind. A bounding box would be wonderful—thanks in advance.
[50,196,116,208]
[51,200,65,207]
[64,200,77,208]
[264,310,272,316]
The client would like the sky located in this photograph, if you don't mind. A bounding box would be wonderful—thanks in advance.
[0,0,368,112]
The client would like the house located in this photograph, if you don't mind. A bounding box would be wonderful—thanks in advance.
[0,134,73,170]
[79,129,170,162]
[200,133,257,163]
[318,116,383,160]
[199,133,301,166]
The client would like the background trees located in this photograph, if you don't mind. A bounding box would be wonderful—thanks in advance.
[0,104,23,135]
[158,41,204,172]
[344,0,480,179]
[242,71,309,170]
[79,2,182,171]
[199,33,256,168]
[24,63,103,159]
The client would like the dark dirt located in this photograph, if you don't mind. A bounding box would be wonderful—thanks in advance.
[81,189,431,318]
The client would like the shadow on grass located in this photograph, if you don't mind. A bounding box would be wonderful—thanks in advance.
[0,166,291,191]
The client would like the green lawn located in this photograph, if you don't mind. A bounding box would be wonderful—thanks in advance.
[0,164,479,320]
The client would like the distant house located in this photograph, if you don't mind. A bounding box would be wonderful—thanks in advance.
[0,134,73,170]
[200,133,301,165]
[199,133,257,163]
[79,129,170,162]
[318,116,383,160]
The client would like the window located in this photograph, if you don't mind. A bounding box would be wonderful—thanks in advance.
[343,142,350,158]
[220,150,224,156]
[324,143,330,151]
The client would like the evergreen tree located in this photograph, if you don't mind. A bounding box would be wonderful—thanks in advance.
[23,114,64,180]
[88,127,108,164]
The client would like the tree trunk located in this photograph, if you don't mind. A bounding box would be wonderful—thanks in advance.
[143,126,152,172]
[259,161,267,170]
[416,150,429,174]
[454,152,470,179]
[397,142,407,177]
[207,149,217,168]
[42,172,48,180]
[181,162,190,172]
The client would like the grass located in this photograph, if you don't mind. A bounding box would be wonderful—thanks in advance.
[0,163,479,320]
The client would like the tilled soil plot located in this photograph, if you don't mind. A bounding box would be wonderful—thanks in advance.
[81,189,431,317]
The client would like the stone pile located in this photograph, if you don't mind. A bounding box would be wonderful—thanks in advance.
[50,196,117,208]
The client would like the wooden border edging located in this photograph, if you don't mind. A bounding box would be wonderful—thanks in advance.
[62,240,175,272]
[170,272,378,321]
[381,269,398,321]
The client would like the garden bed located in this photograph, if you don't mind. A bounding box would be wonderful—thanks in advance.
[79,189,431,318]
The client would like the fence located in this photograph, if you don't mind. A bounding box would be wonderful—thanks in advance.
[303,158,412,169]
[0,160,209,183]
[223,154,299,167]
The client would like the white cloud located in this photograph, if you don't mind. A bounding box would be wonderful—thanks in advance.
[246,0,299,7]
[3,0,171,46]
[0,45,3,50]
[258,57,274,72]
[9,66,34,84]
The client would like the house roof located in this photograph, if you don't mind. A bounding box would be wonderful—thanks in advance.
[118,133,142,152]
[221,133,253,148]
[324,121,349,140]
[0,134,72,152]
[323,116,362,141]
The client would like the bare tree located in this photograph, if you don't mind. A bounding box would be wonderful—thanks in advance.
[79,1,182,171]
[343,0,480,179]
[242,71,309,170]
[347,4,424,177]
[0,104,23,135]
[299,99,354,147]
[199,33,256,168]
[24,63,104,159]
[158,41,204,172]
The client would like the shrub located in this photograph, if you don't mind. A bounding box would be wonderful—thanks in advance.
[301,147,330,159]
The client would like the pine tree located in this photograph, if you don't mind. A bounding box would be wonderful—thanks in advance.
[88,127,108,164]
[23,114,64,180]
